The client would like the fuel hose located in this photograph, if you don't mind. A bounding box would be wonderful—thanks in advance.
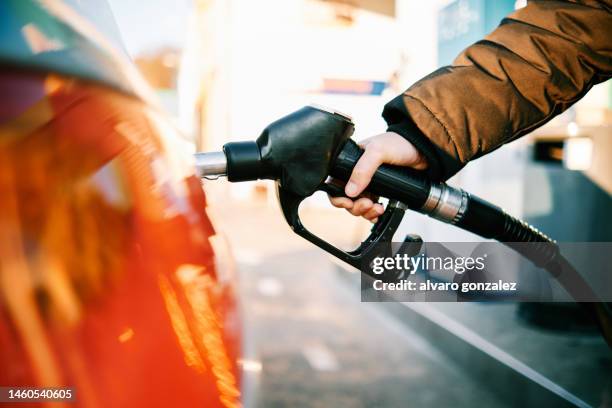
[195,137,612,346]
[331,139,612,345]
[331,139,558,265]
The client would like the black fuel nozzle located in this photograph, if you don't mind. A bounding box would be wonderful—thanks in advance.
[227,105,356,194]
[197,105,354,188]
[194,104,612,347]
[194,104,559,253]
[196,105,416,268]
[194,104,554,257]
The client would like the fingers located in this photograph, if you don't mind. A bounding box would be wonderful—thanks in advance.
[348,133,429,196]
[345,145,384,198]
[363,204,384,222]
[328,189,378,209]
[329,196,353,209]
[346,197,373,216]
[346,198,384,222]
[328,194,385,223]
[330,131,429,220]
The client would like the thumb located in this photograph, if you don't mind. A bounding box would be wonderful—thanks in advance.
[345,146,384,197]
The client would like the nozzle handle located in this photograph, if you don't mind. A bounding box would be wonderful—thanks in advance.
[330,139,431,210]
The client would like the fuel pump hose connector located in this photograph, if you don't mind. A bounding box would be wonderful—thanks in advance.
[331,139,560,268]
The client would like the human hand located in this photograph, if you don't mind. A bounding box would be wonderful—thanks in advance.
[328,131,427,223]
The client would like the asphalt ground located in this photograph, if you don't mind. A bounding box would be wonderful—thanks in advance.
[237,249,506,408]
[204,183,506,407]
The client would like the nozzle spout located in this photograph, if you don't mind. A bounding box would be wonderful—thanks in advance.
[194,151,227,178]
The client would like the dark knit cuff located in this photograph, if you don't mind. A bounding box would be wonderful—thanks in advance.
[382,94,464,181]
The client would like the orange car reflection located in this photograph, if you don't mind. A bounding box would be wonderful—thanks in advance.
[0,71,242,407]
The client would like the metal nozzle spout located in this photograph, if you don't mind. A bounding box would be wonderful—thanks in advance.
[194,151,227,178]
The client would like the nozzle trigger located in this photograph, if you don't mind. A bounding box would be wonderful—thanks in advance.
[276,182,408,270]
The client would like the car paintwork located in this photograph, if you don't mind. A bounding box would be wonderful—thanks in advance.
[0,1,243,407]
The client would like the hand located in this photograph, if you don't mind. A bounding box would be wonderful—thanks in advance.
[328,131,427,223]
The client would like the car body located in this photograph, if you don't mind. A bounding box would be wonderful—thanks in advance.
[0,1,243,406]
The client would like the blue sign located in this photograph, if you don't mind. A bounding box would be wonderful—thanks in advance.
[438,0,516,67]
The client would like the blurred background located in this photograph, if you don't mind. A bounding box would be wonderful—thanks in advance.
[92,0,612,406]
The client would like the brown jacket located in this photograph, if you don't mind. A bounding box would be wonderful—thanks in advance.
[383,0,612,181]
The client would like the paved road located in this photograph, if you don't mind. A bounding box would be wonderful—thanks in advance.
[206,183,609,407]
[237,249,506,408]
[205,184,504,407]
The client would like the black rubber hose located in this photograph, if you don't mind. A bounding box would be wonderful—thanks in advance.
[456,194,560,268]
[331,139,612,347]
[332,140,558,267]
[334,140,566,277]
[457,193,612,348]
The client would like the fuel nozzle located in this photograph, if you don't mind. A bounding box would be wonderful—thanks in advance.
[193,104,612,347]
[195,106,561,264]
[193,105,556,248]
[195,141,262,180]
[196,105,356,196]
[194,151,227,178]
[194,105,414,268]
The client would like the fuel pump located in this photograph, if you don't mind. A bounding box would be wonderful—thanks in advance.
[194,105,612,346]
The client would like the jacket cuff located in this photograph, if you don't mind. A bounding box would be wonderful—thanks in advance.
[382,94,463,181]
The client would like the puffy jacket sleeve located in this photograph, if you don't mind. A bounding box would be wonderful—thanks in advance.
[383,0,612,181]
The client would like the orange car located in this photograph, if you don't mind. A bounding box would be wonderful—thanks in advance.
[0,1,243,407]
